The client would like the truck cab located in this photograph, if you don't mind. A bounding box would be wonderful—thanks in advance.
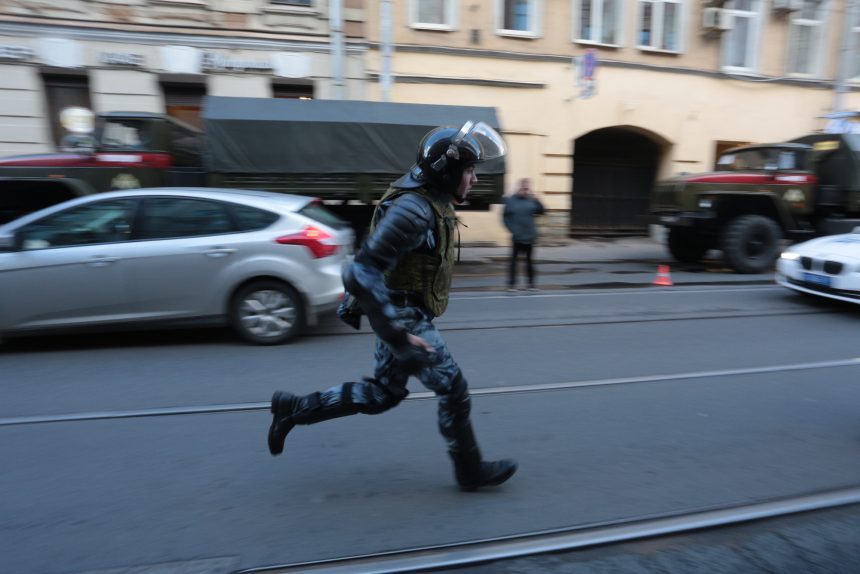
[651,135,860,273]
[0,113,204,224]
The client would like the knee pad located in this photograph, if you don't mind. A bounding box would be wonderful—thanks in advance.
[356,377,408,415]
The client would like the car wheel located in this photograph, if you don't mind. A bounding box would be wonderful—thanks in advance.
[667,228,709,263]
[720,215,782,274]
[230,280,305,345]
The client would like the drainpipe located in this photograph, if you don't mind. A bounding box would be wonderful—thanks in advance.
[380,0,394,101]
[331,0,345,99]
[834,0,858,112]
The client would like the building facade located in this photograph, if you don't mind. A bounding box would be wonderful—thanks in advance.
[364,0,860,243]
[1,0,859,244]
[0,0,367,153]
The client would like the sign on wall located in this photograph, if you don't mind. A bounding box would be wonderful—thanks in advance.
[99,52,145,67]
[0,45,35,61]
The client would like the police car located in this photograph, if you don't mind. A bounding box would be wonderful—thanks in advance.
[776,228,860,304]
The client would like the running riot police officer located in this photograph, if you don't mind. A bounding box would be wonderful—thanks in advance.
[267,121,516,491]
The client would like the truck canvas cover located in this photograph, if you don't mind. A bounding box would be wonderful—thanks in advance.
[201,96,505,176]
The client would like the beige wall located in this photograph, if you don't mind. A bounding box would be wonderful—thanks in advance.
[90,69,163,114]
[369,0,854,78]
[0,64,50,156]
[365,33,860,242]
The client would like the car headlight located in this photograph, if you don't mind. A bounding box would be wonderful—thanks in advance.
[780,251,801,261]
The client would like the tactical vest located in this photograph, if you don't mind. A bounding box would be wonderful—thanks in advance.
[371,186,456,317]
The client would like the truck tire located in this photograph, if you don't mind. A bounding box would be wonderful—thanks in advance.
[230,280,305,345]
[720,215,782,274]
[667,228,709,263]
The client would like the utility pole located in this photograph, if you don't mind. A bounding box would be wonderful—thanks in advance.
[330,0,345,99]
[380,0,394,101]
[834,0,858,112]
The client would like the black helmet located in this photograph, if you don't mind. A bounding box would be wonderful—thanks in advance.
[393,121,506,198]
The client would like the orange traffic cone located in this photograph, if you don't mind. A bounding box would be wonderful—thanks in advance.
[653,265,673,286]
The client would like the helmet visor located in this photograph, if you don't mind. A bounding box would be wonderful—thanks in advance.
[468,121,507,161]
[451,121,506,162]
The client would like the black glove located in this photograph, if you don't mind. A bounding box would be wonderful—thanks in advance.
[337,293,364,330]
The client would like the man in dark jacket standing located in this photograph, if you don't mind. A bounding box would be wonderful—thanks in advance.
[503,178,545,292]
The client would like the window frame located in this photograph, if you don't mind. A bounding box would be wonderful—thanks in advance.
[720,0,765,74]
[573,0,625,48]
[495,0,542,38]
[409,0,458,31]
[269,0,313,7]
[785,0,827,77]
[636,0,684,53]
[42,73,92,148]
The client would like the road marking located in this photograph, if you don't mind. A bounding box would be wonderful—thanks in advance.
[1,357,858,427]
[235,486,860,574]
[410,356,860,400]
[450,285,784,301]
[75,557,239,574]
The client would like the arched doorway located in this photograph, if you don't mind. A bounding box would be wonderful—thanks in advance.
[571,126,663,235]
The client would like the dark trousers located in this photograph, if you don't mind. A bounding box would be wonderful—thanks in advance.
[508,241,535,288]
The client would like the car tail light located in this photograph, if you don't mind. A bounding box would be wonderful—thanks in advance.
[276,226,339,258]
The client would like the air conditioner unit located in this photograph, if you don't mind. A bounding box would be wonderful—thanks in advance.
[772,0,804,12]
[702,7,733,32]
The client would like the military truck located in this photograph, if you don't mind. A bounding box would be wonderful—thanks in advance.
[650,132,860,273]
[0,96,505,239]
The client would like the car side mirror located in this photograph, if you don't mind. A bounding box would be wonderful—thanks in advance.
[0,231,19,252]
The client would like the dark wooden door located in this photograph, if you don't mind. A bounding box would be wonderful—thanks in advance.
[571,128,659,235]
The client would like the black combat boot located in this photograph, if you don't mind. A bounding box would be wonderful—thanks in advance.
[267,391,301,456]
[267,387,362,456]
[449,449,517,491]
[446,420,516,491]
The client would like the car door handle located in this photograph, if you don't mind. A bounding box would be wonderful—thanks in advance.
[87,256,120,267]
[204,247,237,258]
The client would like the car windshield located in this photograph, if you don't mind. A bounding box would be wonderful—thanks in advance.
[96,119,154,151]
[716,148,803,171]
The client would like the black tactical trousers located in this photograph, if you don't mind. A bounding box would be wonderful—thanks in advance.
[314,305,473,452]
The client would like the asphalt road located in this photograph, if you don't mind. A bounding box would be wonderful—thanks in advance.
[2,265,860,573]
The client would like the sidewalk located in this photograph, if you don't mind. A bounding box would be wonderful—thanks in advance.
[457,237,665,266]
[453,236,776,290]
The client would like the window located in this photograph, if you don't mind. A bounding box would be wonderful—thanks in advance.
[42,74,92,147]
[721,0,763,72]
[638,0,681,51]
[270,0,312,5]
[715,147,804,171]
[497,0,540,35]
[273,83,314,99]
[96,118,154,151]
[576,0,622,45]
[787,0,826,76]
[138,198,232,239]
[232,204,279,232]
[298,201,349,230]
[19,200,134,250]
[162,82,206,130]
[411,0,456,29]
[714,140,752,166]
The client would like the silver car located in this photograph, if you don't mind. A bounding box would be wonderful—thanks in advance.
[0,188,353,345]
